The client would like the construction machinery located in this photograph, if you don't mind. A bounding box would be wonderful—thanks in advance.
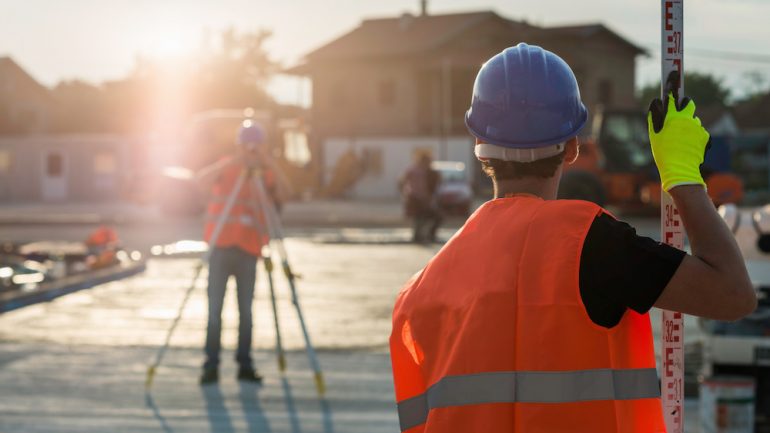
[558,108,744,209]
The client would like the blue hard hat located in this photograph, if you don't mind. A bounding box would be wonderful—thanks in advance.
[465,43,588,149]
[237,121,265,147]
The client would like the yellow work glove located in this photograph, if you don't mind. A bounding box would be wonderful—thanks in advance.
[647,92,710,192]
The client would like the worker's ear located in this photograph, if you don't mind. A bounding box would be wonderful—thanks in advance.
[565,137,580,165]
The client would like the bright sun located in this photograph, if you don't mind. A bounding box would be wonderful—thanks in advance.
[144,27,197,60]
[155,37,189,58]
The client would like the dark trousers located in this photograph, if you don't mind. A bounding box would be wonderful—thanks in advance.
[412,206,443,243]
[203,246,258,371]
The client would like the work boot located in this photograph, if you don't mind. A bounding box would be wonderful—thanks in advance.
[237,367,264,383]
[199,368,218,385]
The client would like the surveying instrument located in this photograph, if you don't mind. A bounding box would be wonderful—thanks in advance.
[145,142,325,396]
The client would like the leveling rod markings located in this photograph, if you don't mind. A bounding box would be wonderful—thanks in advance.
[661,1,685,433]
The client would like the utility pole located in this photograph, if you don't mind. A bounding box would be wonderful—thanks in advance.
[441,57,452,161]
[420,0,428,16]
[660,1,685,432]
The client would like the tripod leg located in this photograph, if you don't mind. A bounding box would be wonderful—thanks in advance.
[250,174,326,396]
[146,261,203,389]
[282,261,326,396]
[246,175,287,372]
[263,254,287,371]
[145,170,248,390]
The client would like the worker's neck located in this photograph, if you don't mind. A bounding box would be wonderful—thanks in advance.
[493,176,560,200]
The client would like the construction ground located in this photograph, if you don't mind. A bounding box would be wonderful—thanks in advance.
[0,200,702,432]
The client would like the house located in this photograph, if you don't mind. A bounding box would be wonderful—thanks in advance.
[287,10,645,198]
[0,57,52,134]
[0,135,141,202]
[733,92,770,135]
[697,104,740,137]
[0,56,141,202]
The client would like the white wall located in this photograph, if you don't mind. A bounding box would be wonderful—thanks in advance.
[323,136,475,199]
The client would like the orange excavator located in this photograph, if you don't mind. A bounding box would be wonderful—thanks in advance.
[558,108,743,209]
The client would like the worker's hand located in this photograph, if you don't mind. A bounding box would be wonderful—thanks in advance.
[647,86,710,192]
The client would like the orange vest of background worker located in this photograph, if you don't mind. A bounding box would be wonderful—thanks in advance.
[390,43,756,432]
[204,163,270,256]
[391,198,664,432]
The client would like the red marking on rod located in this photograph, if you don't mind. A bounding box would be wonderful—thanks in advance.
[665,1,674,30]
[673,59,682,76]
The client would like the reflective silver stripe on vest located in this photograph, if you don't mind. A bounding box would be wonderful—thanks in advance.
[205,215,255,225]
[397,368,660,431]
[205,213,269,236]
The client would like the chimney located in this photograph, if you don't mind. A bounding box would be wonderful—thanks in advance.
[400,12,415,30]
[420,0,428,16]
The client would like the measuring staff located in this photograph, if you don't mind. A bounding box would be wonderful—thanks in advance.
[659,1,686,431]
[389,43,756,433]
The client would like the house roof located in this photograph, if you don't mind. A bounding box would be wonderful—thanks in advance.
[0,56,51,100]
[304,11,513,61]
[537,24,647,55]
[732,92,770,131]
[694,103,731,128]
[286,11,645,74]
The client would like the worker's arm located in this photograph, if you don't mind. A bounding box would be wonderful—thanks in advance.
[654,186,755,320]
[195,156,236,193]
[257,149,294,200]
[648,91,756,321]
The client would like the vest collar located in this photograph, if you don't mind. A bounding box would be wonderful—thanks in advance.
[501,192,543,200]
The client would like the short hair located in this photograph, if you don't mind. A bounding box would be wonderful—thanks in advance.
[481,151,566,181]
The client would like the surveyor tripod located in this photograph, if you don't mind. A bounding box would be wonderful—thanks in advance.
[145,165,325,396]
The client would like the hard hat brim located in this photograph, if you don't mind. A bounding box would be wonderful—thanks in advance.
[464,107,588,149]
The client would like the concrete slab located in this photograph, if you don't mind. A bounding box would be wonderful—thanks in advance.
[0,343,396,433]
[0,230,708,432]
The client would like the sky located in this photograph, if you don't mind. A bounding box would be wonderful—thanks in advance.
[2,0,769,106]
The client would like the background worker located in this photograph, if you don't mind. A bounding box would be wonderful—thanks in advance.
[399,153,442,243]
[390,43,756,432]
[197,121,291,385]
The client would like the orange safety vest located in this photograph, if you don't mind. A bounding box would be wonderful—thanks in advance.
[204,164,270,257]
[85,225,118,247]
[390,196,665,433]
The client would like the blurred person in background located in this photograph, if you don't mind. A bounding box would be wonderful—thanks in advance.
[399,153,442,243]
[195,121,291,385]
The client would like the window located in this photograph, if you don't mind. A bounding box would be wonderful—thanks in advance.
[379,80,396,106]
[0,150,10,174]
[46,153,63,177]
[599,79,614,106]
[94,152,117,174]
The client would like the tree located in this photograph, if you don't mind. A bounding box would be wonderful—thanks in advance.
[741,70,769,102]
[637,71,730,109]
[188,27,278,112]
[50,28,279,134]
